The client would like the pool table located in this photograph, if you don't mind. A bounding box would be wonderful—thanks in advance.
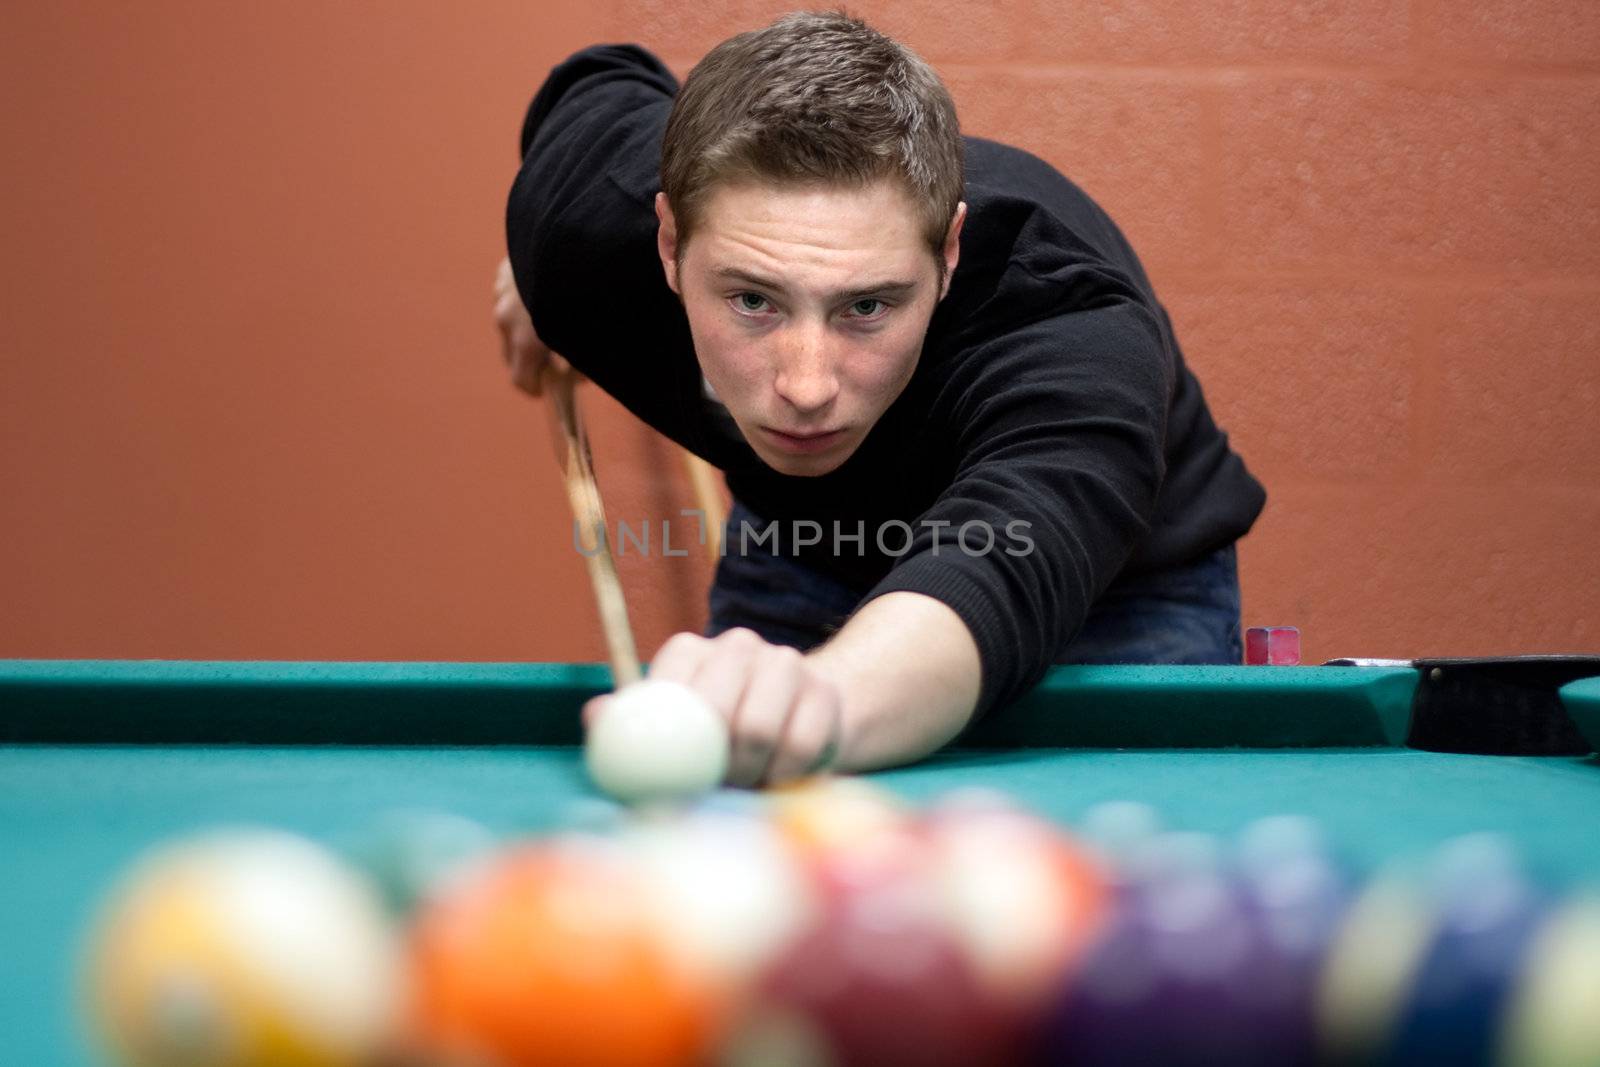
[4,658,1600,1066]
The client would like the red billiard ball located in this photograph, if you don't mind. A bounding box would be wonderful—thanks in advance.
[723,855,1023,1067]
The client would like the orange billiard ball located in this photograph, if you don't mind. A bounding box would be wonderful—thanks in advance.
[407,837,717,1067]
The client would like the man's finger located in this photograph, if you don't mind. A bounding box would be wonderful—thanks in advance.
[511,346,544,397]
[722,646,804,787]
[646,632,715,686]
[581,694,611,731]
[762,686,840,786]
[684,629,764,712]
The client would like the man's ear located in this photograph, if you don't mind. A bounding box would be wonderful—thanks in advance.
[939,201,967,301]
[655,192,681,295]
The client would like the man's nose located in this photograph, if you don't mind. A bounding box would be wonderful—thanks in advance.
[773,323,840,414]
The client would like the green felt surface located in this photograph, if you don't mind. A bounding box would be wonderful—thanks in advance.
[2,659,1595,1067]
[8,745,1600,1067]
[1564,676,1600,752]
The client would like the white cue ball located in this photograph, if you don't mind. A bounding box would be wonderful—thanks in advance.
[584,679,730,803]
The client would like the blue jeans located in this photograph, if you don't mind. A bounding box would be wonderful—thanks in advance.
[706,500,1242,665]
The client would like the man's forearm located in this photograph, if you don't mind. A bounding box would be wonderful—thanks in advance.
[805,590,983,772]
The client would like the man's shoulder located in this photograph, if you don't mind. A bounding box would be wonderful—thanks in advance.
[962,136,1104,216]
[950,135,1156,313]
[963,135,1062,180]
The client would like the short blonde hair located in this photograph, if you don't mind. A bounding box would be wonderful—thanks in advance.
[661,10,964,270]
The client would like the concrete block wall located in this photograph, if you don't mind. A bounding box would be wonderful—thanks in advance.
[1,2,1593,666]
[604,0,1600,660]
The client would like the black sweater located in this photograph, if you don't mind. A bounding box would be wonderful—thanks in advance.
[507,44,1266,720]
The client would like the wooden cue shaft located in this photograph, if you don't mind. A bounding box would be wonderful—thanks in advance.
[545,370,642,689]
[682,451,726,560]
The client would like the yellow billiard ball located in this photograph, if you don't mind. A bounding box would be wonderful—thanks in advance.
[83,829,403,1067]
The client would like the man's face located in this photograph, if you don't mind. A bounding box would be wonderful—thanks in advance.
[657,181,964,477]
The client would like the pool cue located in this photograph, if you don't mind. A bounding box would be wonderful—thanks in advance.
[682,451,726,560]
[544,367,642,688]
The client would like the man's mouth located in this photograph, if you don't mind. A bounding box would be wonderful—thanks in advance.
[763,427,845,454]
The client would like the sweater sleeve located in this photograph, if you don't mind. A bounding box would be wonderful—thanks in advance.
[505,46,701,436]
[859,282,1174,722]
[516,45,678,162]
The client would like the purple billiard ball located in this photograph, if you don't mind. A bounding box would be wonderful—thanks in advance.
[1044,829,1345,1067]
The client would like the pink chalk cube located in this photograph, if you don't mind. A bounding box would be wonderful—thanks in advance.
[1246,626,1302,666]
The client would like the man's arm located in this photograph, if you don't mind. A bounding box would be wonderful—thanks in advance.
[583,297,1172,784]
[858,292,1174,724]
[507,45,701,436]
[582,593,980,786]
[806,590,982,772]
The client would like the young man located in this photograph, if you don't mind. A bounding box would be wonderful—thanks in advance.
[495,12,1265,786]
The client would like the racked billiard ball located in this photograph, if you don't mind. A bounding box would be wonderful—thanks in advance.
[722,860,1022,1067]
[84,829,403,1067]
[1387,835,1549,1065]
[1500,894,1600,1067]
[408,836,717,1067]
[1045,830,1332,1067]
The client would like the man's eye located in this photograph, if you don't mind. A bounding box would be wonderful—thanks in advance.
[734,293,769,313]
[850,299,888,319]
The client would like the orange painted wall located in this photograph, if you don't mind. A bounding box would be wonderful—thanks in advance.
[3,1,1596,668]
